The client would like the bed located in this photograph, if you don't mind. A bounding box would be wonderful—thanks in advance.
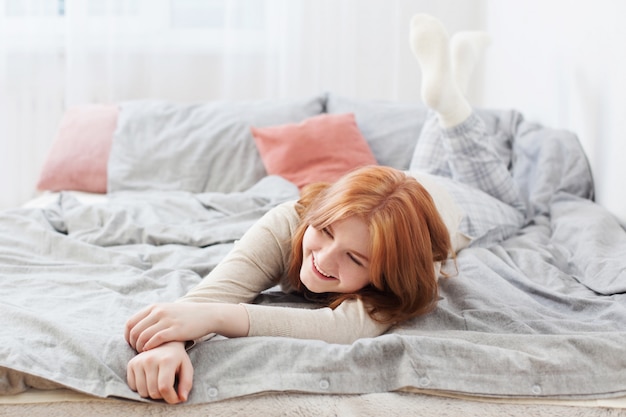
[2,92,626,416]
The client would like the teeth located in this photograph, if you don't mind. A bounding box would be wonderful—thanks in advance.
[313,257,333,278]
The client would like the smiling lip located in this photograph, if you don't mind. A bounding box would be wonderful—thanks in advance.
[312,256,337,281]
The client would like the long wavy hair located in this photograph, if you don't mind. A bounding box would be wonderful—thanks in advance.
[286,165,453,325]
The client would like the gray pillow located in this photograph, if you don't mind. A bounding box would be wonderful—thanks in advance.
[325,93,428,170]
[108,95,326,193]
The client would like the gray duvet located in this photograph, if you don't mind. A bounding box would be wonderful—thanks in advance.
[1,97,626,404]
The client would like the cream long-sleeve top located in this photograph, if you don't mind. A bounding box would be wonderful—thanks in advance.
[178,172,469,345]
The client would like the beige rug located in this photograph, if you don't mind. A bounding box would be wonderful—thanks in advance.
[1,389,625,417]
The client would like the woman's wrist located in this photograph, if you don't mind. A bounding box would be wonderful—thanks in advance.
[159,340,187,351]
[203,303,250,338]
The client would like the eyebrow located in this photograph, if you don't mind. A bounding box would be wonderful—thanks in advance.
[327,225,370,262]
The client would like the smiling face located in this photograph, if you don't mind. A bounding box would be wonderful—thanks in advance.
[299,215,372,294]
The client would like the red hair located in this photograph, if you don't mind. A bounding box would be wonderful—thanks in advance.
[287,165,453,324]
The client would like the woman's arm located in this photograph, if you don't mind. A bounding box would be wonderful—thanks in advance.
[125,202,299,351]
[243,298,392,344]
[126,295,392,350]
[178,201,299,304]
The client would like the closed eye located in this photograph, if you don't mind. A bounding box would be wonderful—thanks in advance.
[348,253,364,267]
[322,227,333,238]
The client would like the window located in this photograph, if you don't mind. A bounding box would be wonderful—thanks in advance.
[1,0,267,51]
[4,0,64,17]
[170,0,265,30]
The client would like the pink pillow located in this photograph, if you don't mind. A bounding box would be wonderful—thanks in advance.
[251,113,377,189]
[37,104,119,193]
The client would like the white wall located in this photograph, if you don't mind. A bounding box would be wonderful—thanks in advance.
[481,0,626,222]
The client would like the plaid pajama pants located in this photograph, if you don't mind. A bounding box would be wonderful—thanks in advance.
[410,111,526,246]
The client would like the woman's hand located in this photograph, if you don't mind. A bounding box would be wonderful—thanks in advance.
[125,302,250,352]
[125,302,211,352]
[127,341,193,404]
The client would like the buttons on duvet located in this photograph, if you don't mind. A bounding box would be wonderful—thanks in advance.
[418,377,431,387]
[319,379,330,390]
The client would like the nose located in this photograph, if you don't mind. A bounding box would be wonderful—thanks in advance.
[316,246,339,275]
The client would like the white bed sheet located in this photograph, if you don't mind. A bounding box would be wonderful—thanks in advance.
[22,191,108,209]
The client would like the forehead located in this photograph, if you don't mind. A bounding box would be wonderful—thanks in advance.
[330,216,371,252]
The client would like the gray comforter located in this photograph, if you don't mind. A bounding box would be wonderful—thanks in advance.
[1,99,626,404]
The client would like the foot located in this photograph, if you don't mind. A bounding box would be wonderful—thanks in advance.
[450,31,491,96]
[409,14,471,128]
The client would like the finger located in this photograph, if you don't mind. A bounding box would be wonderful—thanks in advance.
[126,361,137,392]
[177,355,194,403]
[133,364,150,399]
[136,309,182,351]
[157,360,181,404]
[124,316,138,345]
[145,359,163,401]
[135,320,171,353]
[141,330,164,352]
[130,314,164,352]
[125,305,154,347]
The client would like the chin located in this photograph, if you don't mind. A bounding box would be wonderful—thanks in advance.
[300,275,324,294]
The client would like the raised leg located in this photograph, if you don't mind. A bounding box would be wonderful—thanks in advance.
[409,14,525,213]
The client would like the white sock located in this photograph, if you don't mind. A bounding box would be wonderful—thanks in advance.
[450,31,491,96]
[409,14,471,128]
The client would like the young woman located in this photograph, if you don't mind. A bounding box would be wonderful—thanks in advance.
[124,14,525,404]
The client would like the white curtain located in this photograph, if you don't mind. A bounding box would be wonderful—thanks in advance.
[0,0,485,208]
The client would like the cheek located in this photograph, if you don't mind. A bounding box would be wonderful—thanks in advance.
[301,226,317,253]
[341,265,372,291]
[355,271,373,290]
